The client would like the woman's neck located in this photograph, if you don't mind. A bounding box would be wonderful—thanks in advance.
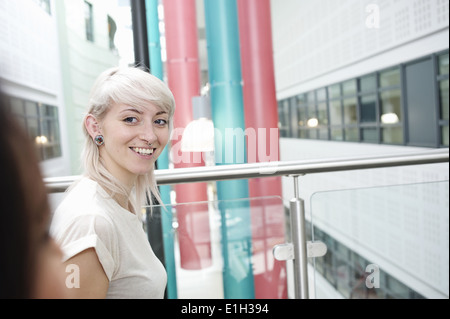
[113,192,136,215]
[90,176,136,214]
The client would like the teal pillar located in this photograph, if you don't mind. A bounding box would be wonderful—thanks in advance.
[204,0,254,299]
[146,0,177,299]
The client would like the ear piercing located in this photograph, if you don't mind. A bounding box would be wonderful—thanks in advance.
[94,135,105,146]
[94,135,153,147]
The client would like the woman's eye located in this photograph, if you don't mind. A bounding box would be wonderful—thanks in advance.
[124,117,138,124]
[154,119,168,126]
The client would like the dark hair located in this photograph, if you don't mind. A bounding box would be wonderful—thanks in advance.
[0,92,45,298]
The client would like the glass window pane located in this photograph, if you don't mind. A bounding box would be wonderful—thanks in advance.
[380,69,400,87]
[330,100,342,126]
[278,100,288,127]
[317,88,326,101]
[387,276,410,299]
[26,118,43,160]
[41,118,60,146]
[27,118,39,140]
[25,101,38,117]
[442,126,449,146]
[85,1,94,42]
[299,129,309,139]
[318,128,328,140]
[360,74,377,92]
[343,79,357,96]
[343,98,357,124]
[41,104,56,117]
[336,257,351,298]
[380,89,402,124]
[331,128,343,141]
[309,129,318,139]
[278,100,290,137]
[297,95,308,127]
[10,97,25,116]
[360,95,377,123]
[328,84,341,100]
[440,80,449,121]
[345,128,359,142]
[317,102,328,126]
[361,128,378,143]
[382,127,403,144]
[306,91,315,104]
[307,104,317,128]
[439,53,449,75]
[108,15,117,50]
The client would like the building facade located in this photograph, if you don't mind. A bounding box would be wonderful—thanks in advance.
[271,0,449,298]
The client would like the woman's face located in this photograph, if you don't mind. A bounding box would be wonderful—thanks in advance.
[95,102,170,187]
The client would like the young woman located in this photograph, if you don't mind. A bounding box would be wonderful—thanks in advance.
[50,67,175,299]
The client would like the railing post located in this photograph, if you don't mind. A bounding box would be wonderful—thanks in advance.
[290,176,309,299]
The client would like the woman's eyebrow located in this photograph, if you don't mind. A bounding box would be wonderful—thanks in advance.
[120,107,143,114]
[120,107,167,116]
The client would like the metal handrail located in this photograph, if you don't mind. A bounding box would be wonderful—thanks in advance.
[45,149,449,193]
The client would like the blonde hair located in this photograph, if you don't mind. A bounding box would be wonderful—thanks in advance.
[81,66,175,213]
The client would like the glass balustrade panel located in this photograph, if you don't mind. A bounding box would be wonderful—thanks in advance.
[144,196,290,299]
[309,181,449,299]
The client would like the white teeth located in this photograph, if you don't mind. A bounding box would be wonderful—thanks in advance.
[133,147,154,155]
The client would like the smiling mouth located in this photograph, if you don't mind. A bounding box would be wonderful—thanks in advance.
[131,147,155,156]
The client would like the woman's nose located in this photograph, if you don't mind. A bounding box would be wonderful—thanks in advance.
[140,123,157,145]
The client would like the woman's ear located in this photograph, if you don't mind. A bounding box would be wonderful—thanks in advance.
[85,114,102,139]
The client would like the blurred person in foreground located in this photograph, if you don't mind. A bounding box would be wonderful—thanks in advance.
[50,66,175,299]
[0,92,68,299]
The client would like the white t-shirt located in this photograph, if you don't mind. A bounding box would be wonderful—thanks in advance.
[50,177,167,299]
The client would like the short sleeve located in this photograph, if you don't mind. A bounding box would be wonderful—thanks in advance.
[52,214,118,281]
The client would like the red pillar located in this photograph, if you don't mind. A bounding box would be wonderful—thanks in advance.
[238,0,287,298]
[164,0,211,269]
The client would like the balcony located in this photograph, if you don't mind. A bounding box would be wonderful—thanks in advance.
[45,149,449,299]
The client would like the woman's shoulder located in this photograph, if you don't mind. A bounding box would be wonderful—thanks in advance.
[50,177,117,239]
[53,177,110,219]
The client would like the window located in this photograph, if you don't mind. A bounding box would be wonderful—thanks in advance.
[85,1,94,42]
[343,98,358,142]
[278,99,291,138]
[309,222,425,299]
[440,79,449,146]
[329,84,343,141]
[438,53,449,147]
[108,15,117,51]
[360,95,377,123]
[405,59,437,147]
[8,96,62,161]
[380,68,401,88]
[360,74,377,93]
[342,79,357,96]
[278,50,448,149]
[296,94,309,138]
[359,74,378,143]
[305,91,318,139]
[316,88,329,140]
